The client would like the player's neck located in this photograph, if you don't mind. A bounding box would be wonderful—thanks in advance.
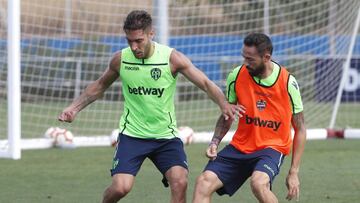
[144,42,155,59]
[258,62,273,79]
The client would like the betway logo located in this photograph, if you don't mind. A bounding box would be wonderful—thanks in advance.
[128,85,164,98]
[245,115,281,131]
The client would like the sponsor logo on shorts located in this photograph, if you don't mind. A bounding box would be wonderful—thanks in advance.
[112,159,119,169]
[263,164,275,176]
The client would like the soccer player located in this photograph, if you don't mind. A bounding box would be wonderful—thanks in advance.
[192,33,306,203]
[58,10,243,203]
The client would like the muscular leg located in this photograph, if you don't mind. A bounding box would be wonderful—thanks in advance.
[250,171,278,203]
[165,166,188,203]
[102,173,135,203]
[192,171,223,203]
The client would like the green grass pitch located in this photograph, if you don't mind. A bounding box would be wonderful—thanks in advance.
[0,140,359,203]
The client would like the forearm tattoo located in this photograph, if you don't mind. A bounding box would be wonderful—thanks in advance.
[210,115,232,146]
[292,112,305,131]
[73,93,99,111]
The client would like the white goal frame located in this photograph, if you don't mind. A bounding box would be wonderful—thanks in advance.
[2,0,360,159]
[1,0,21,159]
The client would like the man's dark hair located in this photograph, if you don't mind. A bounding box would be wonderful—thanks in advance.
[244,33,273,55]
[123,10,152,31]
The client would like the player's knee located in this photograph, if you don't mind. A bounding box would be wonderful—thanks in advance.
[250,173,269,194]
[110,182,132,199]
[102,184,131,203]
[170,176,188,191]
[167,167,188,190]
[195,173,214,195]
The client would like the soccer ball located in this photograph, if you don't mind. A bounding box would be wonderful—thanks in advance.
[110,129,120,147]
[44,127,58,138]
[178,126,194,145]
[54,129,75,148]
[44,127,75,148]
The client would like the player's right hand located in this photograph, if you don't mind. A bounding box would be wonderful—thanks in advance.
[58,108,77,123]
[206,143,218,161]
[285,171,300,201]
[222,102,246,121]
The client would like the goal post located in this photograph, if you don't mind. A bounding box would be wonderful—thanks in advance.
[329,6,360,128]
[1,0,21,159]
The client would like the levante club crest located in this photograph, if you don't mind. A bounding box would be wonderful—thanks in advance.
[150,68,161,80]
[256,99,266,111]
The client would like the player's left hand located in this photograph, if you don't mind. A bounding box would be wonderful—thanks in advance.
[58,107,78,123]
[206,143,218,161]
[285,171,300,201]
[221,102,246,121]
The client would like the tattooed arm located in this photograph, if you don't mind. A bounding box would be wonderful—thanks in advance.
[206,115,233,160]
[58,52,121,122]
[286,112,307,201]
[206,104,245,160]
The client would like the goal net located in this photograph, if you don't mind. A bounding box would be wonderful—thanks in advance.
[1,0,360,157]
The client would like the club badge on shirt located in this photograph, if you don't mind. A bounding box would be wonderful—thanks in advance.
[150,68,161,80]
[256,99,267,111]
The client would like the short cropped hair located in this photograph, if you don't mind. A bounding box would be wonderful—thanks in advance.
[123,10,152,31]
[244,33,273,55]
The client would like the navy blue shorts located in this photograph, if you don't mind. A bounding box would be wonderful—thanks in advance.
[204,144,285,196]
[110,133,188,178]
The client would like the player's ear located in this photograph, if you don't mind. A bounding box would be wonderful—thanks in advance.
[263,53,271,62]
[148,27,155,40]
